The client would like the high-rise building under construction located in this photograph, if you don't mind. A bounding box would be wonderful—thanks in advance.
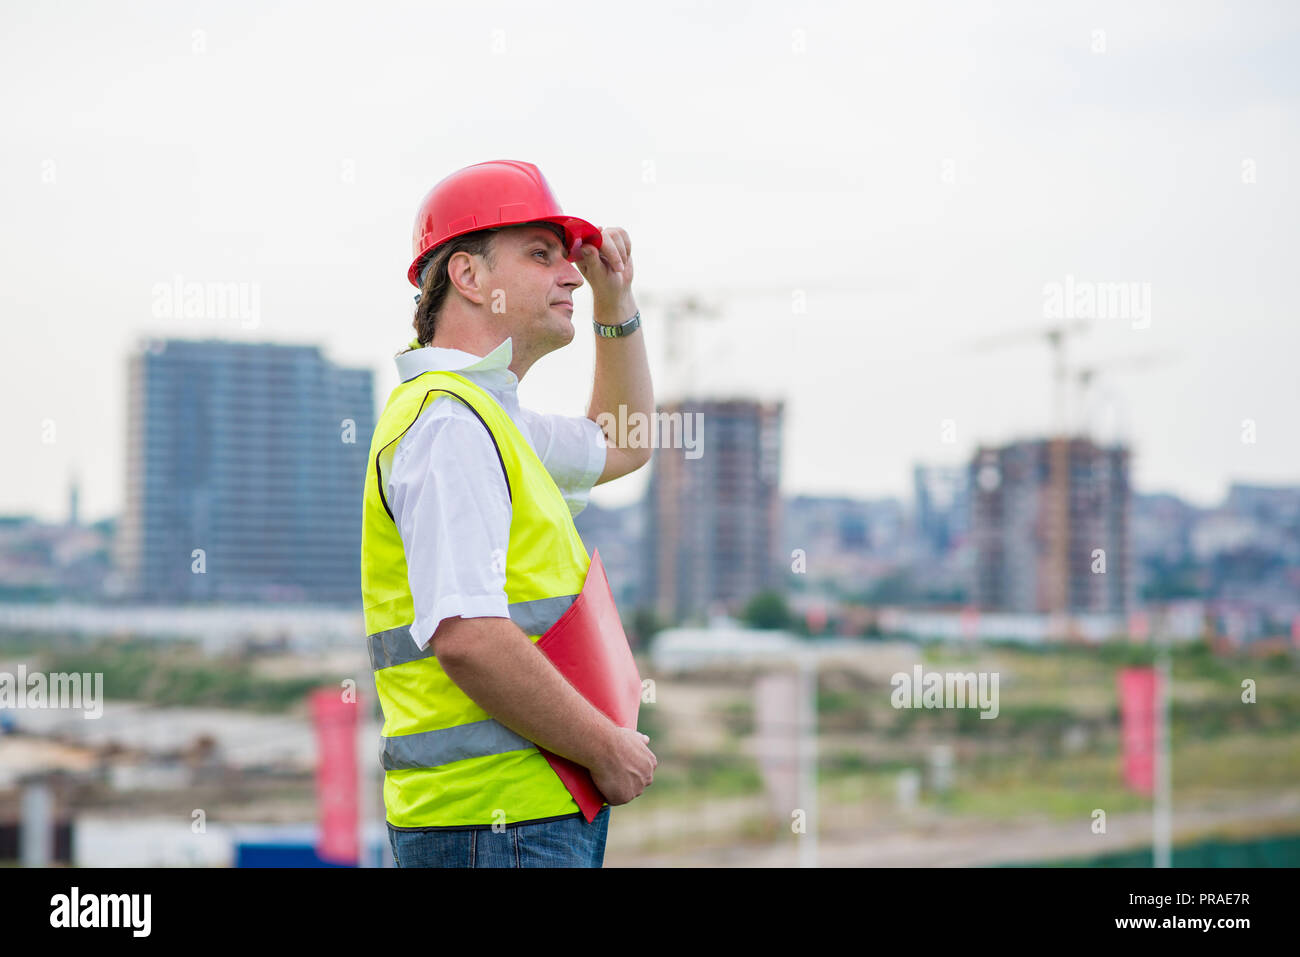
[644,398,784,625]
[969,437,1134,615]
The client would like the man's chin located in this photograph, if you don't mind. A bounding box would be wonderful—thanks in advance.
[539,319,575,354]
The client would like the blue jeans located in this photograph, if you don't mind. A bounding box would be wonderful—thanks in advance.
[387,807,610,868]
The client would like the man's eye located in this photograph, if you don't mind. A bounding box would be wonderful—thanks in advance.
[534,250,548,260]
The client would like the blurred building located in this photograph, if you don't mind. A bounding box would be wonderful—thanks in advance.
[1133,491,1200,565]
[1193,484,1300,563]
[969,436,1134,615]
[1225,483,1300,534]
[1200,484,1300,634]
[573,499,644,613]
[781,495,908,596]
[645,397,783,624]
[783,495,910,558]
[912,464,970,555]
[0,472,114,601]
[114,338,373,603]
[783,495,871,559]
[0,514,114,602]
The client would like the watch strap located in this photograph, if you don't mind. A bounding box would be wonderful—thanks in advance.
[593,310,641,338]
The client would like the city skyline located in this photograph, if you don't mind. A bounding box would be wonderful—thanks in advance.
[12,327,1292,526]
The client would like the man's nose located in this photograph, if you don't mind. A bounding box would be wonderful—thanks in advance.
[560,261,584,289]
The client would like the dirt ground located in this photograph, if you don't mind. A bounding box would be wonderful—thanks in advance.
[604,790,1300,867]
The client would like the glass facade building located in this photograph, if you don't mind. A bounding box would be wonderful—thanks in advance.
[115,339,374,603]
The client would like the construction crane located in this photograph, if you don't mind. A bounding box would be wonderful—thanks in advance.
[638,281,847,402]
[956,317,1092,621]
[1071,351,1179,442]
[636,291,723,402]
[958,318,1093,438]
[641,277,894,403]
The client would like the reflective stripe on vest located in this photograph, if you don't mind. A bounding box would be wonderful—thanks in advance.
[381,717,533,771]
[366,594,578,672]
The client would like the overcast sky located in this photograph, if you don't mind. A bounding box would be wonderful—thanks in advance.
[3,0,1297,523]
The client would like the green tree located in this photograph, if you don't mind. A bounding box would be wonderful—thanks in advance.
[741,590,792,630]
[627,605,663,650]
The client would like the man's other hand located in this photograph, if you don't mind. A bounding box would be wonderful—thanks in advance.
[590,726,656,806]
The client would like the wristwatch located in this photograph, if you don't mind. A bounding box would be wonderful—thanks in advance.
[593,310,641,338]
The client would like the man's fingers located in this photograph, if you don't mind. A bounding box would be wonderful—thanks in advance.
[600,228,626,272]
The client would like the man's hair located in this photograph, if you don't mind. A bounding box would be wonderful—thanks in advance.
[411,230,500,347]
[410,222,568,348]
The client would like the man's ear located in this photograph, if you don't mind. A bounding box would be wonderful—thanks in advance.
[447,250,487,306]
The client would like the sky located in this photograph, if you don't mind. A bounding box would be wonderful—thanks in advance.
[2,0,1297,523]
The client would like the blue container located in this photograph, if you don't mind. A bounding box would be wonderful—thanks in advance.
[235,843,355,868]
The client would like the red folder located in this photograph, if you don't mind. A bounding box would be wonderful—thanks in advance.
[534,548,642,822]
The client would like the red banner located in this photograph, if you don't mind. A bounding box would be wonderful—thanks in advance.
[1117,667,1158,796]
[312,688,358,865]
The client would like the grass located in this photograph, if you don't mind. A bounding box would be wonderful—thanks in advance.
[641,752,764,799]
[32,640,332,713]
[629,637,1300,843]
[935,782,1147,821]
[1172,732,1300,788]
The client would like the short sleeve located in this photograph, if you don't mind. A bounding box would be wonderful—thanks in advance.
[387,404,513,649]
[517,408,607,518]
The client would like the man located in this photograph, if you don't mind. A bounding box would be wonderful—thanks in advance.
[361,159,657,868]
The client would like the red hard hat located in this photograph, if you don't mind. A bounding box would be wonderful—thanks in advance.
[408,159,603,288]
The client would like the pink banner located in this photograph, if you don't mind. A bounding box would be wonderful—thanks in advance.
[312,688,358,865]
[960,606,980,641]
[1117,667,1157,796]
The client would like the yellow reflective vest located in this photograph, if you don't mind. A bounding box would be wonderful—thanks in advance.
[361,365,594,828]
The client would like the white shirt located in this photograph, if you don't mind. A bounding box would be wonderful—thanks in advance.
[387,337,607,650]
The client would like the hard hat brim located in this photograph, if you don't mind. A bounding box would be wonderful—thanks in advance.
[408,216,604,288]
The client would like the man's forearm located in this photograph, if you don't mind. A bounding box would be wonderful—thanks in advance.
[588,292,653,456]
[434,616,616,770]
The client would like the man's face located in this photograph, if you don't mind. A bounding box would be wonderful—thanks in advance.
[486,223,585,357]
